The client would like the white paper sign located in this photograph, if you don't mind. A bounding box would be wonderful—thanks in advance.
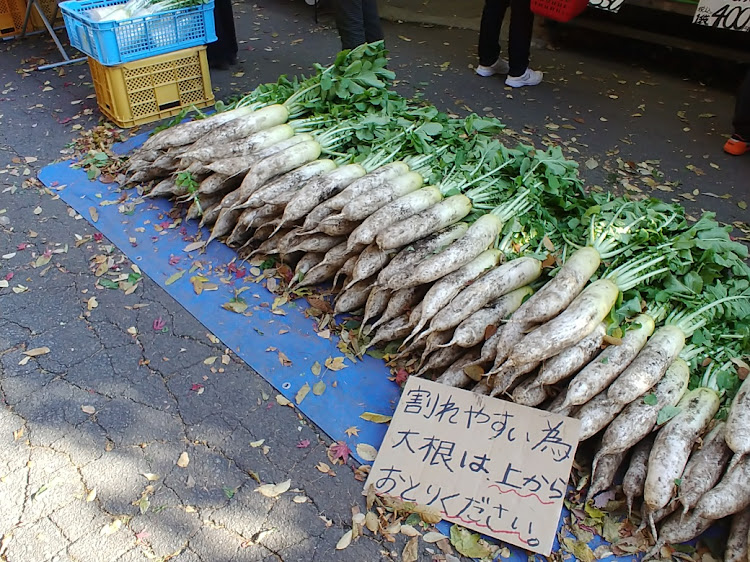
[693,0,750,31]
[363,377,581,556]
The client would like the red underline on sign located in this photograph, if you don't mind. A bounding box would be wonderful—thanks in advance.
[487,484,556,505]
[444,513,532,546]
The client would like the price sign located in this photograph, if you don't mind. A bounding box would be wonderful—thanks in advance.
[589,0,625,13]
[363,377,581,556]
[693,0,750,31]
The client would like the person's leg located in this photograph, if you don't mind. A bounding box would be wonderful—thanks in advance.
[506,0,534,77]
[477,0,509,66]
[333,0,366,50]
[362,0,384,43]
[725,68,750,155]
[207,0,237,68]
[733,68,750,138]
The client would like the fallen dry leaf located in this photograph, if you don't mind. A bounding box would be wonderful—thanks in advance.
[356,443,378,462]
[424,531,448,543]
[24,347,51,357]
[81,405,96,415]
[324,356,347,371]
[335,529,352,550]
[256,479,291,498]
[278,351,292,367]
[364,511,379,533]
[295,383,310,405]
[360,412,392,424]
[400,525,420,537]
[345,426,360,437]
[402,536,419,562]
[89,207,99,222]
[276,394,292,407]
[176,452,190,468]
[86,488,97,502]
[312,380,326,396]
[292,495,307,503]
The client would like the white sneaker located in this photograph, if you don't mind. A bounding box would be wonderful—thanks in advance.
[475,58,510,77]
[505,68,543,88]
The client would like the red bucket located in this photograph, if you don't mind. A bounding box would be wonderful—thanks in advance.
[531,0,589,22]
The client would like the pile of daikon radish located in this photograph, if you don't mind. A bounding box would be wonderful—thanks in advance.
[123,42,750,560]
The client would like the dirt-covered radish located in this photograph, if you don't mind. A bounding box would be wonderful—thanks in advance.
[294,240,356,288]
[368,315,413,348]
[334,276,377,314]
[427,256,543,336]
[274,164,367,234]
[403,249,502,345]
[316,215,360,237]
[341,172,424,221]
[420,329,454,362]
[435,348,482,388]
[208,139,322,243]
[345,244,393,291]
[196,173,243,197]
[362,285,391,332]
[622,435,655,515]
[418,344,473,376]
[506,280,619,367]
[182,123,295,162]
[587,451,626,501]
[652,511,713,550]
[327,161,411,210]
[370,286,428,333]
[511,377,549,407]
[607,325,686,405]
[227,204,282,247]
[645,387,720,512]
[595,358,690,462]
[725,508,750,562]
[146,178,178,198]
[376,194,473,250]
[694,454,750,520]
[489,360,541,397]
[533,322,607,388]
[574,392,624,441]
[508,246,601,328]
[292,253,325,285]
[243,160,337,208]
[725,376,750,459]
[332,254,359,289]
[388,214,504,290]
[443,286,533,349]
[376,223,468,286]
[299,203,338,232]
[563,314,656,408]
[545,389,577,418]
[678,421,732,514]
[139,106,258,151]
[347,186,443,250]
[283,234,347,255]
[189,104,290,150]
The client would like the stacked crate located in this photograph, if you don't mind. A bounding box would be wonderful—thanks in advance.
[60,0,217,127]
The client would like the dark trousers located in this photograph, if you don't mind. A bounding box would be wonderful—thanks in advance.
[207,0,238,65]
[734,68,750,139]
[478,0,534,77]
[332,0,384,51]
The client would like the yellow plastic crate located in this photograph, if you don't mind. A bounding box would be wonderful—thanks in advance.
[0,0,29,38]
[30,0,63,31]
[88,46,214,128]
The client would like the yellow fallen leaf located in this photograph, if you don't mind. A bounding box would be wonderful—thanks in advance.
[250,439,265,448]
[183,240,205,253]
[312,381,326,396]
[86,488,97,502]
[336,529,352,550]
[100,519,122,536]
[81,405,96,415]
[316,461,332,474]
[276,394,292,407]
[359,412,392,424]
[142,473,160,481]
[165,270,186,285]
[324,356,347,371]
[311,361,321,376]
[89,207,99,222]
[295,383,310,405]
[293,495,307,503]
[87,296,98,310]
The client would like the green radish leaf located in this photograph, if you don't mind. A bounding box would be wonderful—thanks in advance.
[657,406,681,425]
[674,478,682,487]
[642,394,658,406]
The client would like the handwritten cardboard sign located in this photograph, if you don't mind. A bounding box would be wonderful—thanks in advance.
[364,377,580,555]
[693,0,750,31]
[588,0,625,13]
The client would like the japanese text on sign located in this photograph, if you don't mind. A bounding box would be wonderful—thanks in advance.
[363,378,580,556]
[693,0,750,31]
[588,0,625,14]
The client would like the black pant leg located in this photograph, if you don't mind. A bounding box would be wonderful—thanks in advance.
[507,0,534,76]
[478,0,510,66]
[733,68,750,139]
[207,0,238,64]
[362,0,384,43]
[333,0,366,50]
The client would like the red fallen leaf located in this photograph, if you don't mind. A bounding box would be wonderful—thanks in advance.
[153,317,166,331]
[17,243,27,250]
[234,267,246,279]
[93,233,103,242]
[394,368,409,386]
[168,256,180,266]
[297,439,311,449]
[134,530,150,542]
[328,441,351,465]
[5,272,14,281]
[43,249,52,258]
[190,383,203,392]
[180,227,188,235]
[58,117,72,125]
[277,264,293,283]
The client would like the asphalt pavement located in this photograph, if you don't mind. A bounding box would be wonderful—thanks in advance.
[0,1,748,561]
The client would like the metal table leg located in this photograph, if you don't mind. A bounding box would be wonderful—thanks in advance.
[19,0,86,70]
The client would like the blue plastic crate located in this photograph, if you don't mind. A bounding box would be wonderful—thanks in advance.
[60,0,216,66]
